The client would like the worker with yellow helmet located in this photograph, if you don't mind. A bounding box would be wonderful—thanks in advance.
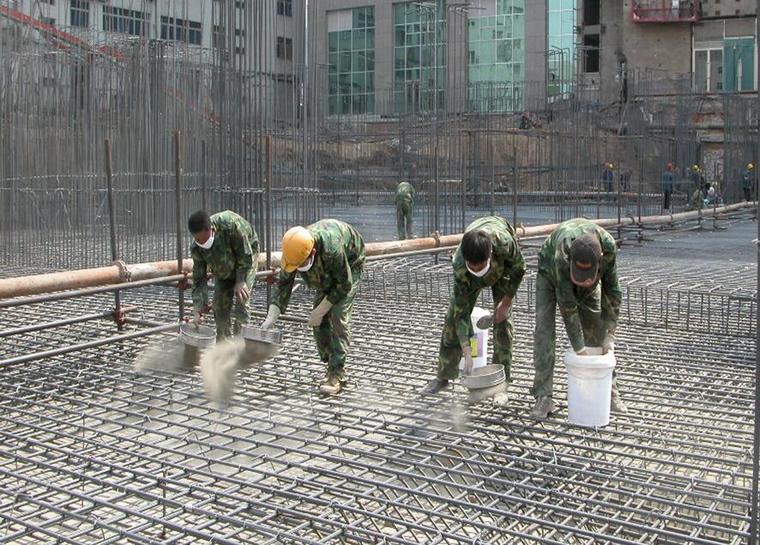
[261,219,366,395]
[601,162,614,193]
[742,162,755,202]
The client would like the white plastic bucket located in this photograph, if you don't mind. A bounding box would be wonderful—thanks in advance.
[459,306,490,372]
[564,347,616,427]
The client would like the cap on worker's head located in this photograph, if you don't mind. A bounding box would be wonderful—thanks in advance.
[666,162,674,171]
[569,233,602,285]
[281,226,315,273]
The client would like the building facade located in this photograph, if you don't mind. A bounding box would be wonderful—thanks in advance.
[315,0,570,117]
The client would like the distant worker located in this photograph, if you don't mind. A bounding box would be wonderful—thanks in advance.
[421,216,526,405]
[742,162,755,202]
[261,219,365,395]
[531,218,625,419]
[619,167,631,193]
[395,180,416,240]
[687,165,704,211]
[189,210,259,340]
[601,162,614,193]
[661,162,675,211]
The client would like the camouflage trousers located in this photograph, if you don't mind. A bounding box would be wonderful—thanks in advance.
[531,271,619,398]
[396,203,413,240]
[438,287,514,381]
[213,269,257,340]
[313,269,362,380]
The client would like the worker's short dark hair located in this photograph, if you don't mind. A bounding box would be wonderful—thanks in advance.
[461,230,492,264]
[188,210,211,234]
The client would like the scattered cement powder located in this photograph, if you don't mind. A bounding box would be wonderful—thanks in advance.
[200,337,247,402]
[133,339,189,373]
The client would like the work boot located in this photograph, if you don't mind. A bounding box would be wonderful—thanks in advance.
[531,396,556,419]
[420,378,449,395]
[319,374,344,396]
[610,392,629,414]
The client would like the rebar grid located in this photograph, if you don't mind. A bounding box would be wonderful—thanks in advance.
[0,252,756,543]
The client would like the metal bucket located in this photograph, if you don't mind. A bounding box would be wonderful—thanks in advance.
[461,364,505,390]
[240,324,282,365]
[178,324,216,368]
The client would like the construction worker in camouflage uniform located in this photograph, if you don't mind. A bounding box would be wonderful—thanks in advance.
[395,181,416,240]
[261,219,365,395]
[531,218,626,419]
[189,210,259,340]
[421,216,525,405]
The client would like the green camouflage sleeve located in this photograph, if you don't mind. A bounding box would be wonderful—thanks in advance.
[493,240,526,299]
[271,269,297,312]
[324,249,353,305]
[231,223,257,284]
[191,245,208,312]
[600,253,622,333]
[451,275,477,346]
[555,257,585,351]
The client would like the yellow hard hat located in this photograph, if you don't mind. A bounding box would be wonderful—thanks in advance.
[281,226,314,273]
[749,163,755,170]
[692,164,699,171]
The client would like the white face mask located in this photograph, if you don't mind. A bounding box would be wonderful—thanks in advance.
[297,254,315,272]
[466,259,490,278]
[197,230,214,250]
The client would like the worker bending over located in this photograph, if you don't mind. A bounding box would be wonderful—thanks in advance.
[531,218,626,419]
[189,210,259,340]
[422,216,525,405]
[261,219,365,395]
[395,180,416,240]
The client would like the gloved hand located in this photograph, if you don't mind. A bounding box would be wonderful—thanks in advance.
[308,298,334,326]
[494,296,512,324]
[193,310,203,328]
[602,332,615,354]
[575,347,589,356]
[462,343,474,375]
[233,281,250,303]
[261,305,281,329]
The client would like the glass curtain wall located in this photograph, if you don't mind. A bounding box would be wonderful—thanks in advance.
[468,0,526,112]
[547,0,576,98]
[328,6,376,115]
[393,1,447,114]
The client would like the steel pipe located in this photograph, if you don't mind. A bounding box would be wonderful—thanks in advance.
[0,306,137,338]
[0,202,754,301]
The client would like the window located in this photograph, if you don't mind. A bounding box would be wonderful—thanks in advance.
[276,36,293,60]
[40,16,55,26]
[467,0,526,112]
[694,48,723,92]
[583,34,599,73]
[161,16,203,46]
[213,25,226,49]
[393,1,445,114]
[328,6,376,115]
[235,29,245,55]
[40,0,54,4]
[278,0,293,17]
[70,0,89,28]
[103,6,148,36]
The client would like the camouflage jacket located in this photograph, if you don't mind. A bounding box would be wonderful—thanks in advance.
[395,181,416,208]
[191,210,259,311]
[272,219,366,312]
[450,216,526,346]
[537,218,622,351]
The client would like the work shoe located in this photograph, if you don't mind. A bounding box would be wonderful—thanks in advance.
[420,378,449,395]
[319,374,344,396]
[531,396,556,419]
[492,391,509,407]
[610,393,629,414]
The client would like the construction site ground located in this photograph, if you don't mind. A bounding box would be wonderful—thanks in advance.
[0,216,756,544]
